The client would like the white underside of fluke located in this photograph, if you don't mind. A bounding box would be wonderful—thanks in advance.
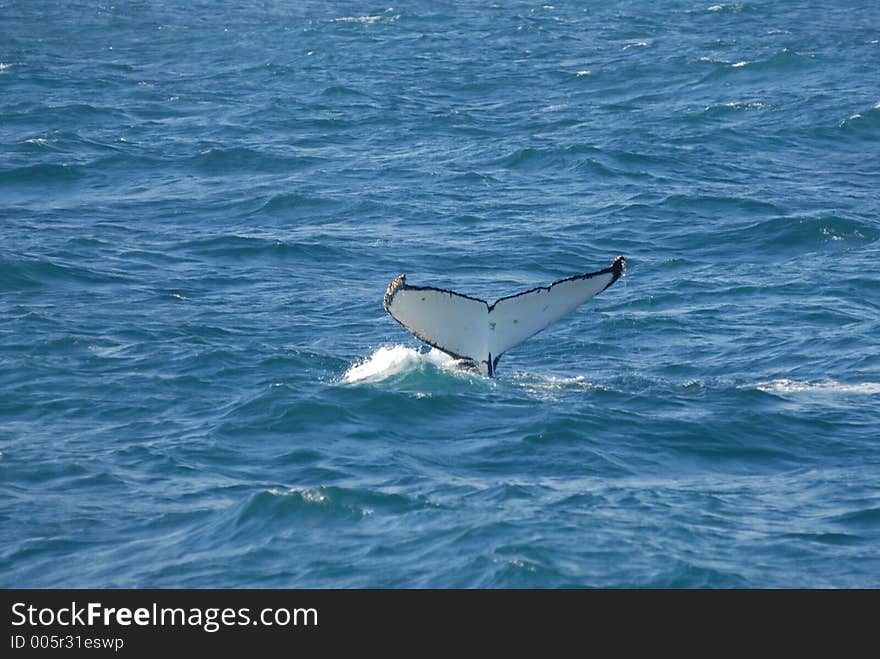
[383,256,626,376]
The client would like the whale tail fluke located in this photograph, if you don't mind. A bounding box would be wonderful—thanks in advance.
[383,256,626,376]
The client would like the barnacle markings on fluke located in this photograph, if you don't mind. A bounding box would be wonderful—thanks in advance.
[383,256,626,376]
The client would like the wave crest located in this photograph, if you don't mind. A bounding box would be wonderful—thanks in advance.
[757,379,880,395]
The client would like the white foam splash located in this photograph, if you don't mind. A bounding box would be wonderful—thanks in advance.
[711,101,766,111]
[757,379,880,395]
[333,14,399,24]
[731,61,749,68]
[512,372,608,400]
[343,345,461,383]
[0,63,10,72]
[335,15,381,23]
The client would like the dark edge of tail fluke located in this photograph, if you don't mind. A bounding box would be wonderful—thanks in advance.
[603,255,626,291]
[384,274,407,312]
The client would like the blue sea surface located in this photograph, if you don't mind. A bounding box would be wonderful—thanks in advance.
[1,1,879,587]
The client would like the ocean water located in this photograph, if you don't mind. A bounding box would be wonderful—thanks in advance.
[1,0,878,588]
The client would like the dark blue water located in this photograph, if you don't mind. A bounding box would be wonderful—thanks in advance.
[2,0,879,587]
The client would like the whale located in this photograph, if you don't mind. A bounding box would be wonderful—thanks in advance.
[383,255,626,376]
